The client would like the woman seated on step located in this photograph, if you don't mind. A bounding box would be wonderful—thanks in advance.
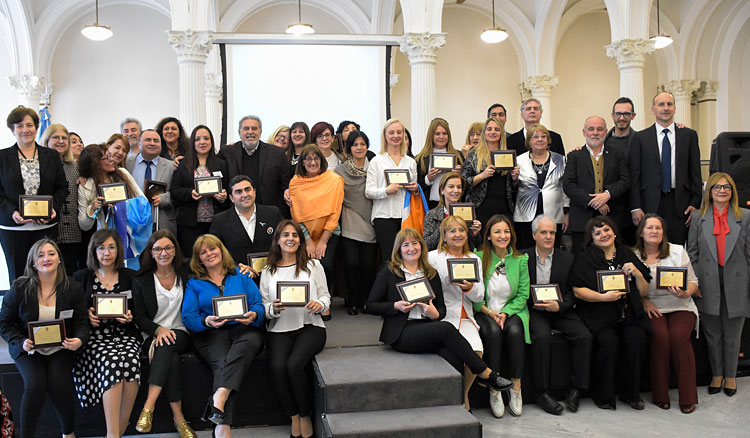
[365,227,513,405]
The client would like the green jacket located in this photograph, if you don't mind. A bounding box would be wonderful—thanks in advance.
[473,248,531,344]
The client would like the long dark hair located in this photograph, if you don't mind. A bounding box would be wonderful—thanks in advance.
[182,125,219,173]
[138,230,184,284]
[156,116,189,159]
[266,220,311,277]
[77,144,138,198]
[15,238,69,299]
[287,121,310,163]
[480,215,520,278]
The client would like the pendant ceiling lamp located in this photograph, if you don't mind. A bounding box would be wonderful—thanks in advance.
[81,0,113,41]
[650,0,673,49]
[481,0,508,43]
[286,0,315,35]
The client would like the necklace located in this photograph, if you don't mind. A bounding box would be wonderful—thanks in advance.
[605,248,617,270]
[155,270,174,278]
[531,154,550,175]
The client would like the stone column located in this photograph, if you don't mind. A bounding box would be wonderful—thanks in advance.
[523,75,559,127]
[168,30,213,131]
[7,75,48,110]
[205,72,222,150]
[399,32,446,155]
[605,38,655,131]
[695,81,718,170]
[667,80,701,126]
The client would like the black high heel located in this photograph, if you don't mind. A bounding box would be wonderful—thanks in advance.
[202,400,225,425]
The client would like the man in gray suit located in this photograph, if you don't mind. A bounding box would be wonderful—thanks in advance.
[126,129,177,236]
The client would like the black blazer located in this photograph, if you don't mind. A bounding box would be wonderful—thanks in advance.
[208,204,284,265]
[73,268,140,339]
[415,151,465,201]
[628,124,702,215]
[218,141,291,210]
[364,267,446,345]
[132,265,191,337]
[521,247,576,315]
[0,277,90,360]
[562,145,630,233]
[169,155,231,226]
[507,129,565,157]
[0,144,68,226]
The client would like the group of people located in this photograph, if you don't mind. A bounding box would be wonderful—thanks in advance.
[0,89,747,438]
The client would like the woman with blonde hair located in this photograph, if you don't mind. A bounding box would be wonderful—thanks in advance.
[106,133,129,168]
[461,122,483,159]
[267,125,291,149]
[415,118,464,210]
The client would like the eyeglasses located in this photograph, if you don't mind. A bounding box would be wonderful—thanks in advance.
[530,134,548,139]
[303,156,320,163]
[316,133,332,139]
[613,112,634,118]
[96,245,118,254]
[50,135,68,141]
[151,245,175,254]
[712,184,732,192]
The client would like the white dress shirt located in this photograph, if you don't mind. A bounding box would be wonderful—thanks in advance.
[260,260,331,332]
[365,153,417,222]
[235,206,256,242]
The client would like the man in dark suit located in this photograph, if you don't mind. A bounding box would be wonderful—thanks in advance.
[523,215,592,415]
[218,115,290,211]
[209,175,284,275]
[629,91,702,245]
[562,116,630,253]
[507,98,565,156]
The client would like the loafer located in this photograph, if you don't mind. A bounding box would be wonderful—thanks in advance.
[537,392,564,415]
[489,388,505,418]
[594,400,616,410]
[654,401,670,410]
[477,372,513,392]
[508,388,523,417]
[176,420,197,438]
[724,387,737,397]
[565,388,581,413]
[347,306,359,315]
[135,408,153,433]
[680,404,697,414]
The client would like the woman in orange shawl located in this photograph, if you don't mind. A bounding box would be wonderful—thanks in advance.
[289,144,344,320]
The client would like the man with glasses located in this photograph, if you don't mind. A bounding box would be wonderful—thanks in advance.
[218,115,290,212]
[629,91,702,245]
[605,97,636,156]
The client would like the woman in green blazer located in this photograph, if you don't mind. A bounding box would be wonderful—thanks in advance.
[474,214,530,418]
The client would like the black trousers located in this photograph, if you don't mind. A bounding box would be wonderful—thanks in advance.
[591,321,648,404]
[317,234,339,296]
[529,308,593,393]
[145,329,192,402]
[268,325,326,417]
[0,225,58,283]
[475,312,525,378]
[391,320,488,375]
[372,218,402,263]
[657,190,688,245]
[15,350,76,438]
[179,221,212,258]
[339,236,378,308]
[192,324,265,425]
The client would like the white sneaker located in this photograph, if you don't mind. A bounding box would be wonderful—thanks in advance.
[489,388,505,418]
[509,388,523,416]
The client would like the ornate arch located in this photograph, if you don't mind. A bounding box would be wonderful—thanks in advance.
[219,0,371,34]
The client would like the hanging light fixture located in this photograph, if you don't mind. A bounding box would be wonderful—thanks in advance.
[650,0,673,49]
[481,0,508,43]
[81,0,113,41]
[286,0,314,35]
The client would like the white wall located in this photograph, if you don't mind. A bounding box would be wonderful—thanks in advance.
[742,39,750,130]
[49,3,178,145]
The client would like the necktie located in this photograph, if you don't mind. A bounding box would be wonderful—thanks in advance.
[661,129,671,193]
[144,160,153,181]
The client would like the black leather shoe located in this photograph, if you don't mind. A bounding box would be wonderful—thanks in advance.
[202,401,225,425]
[477,372,513,391]
[594,400,616,410]
[322,313,332,321]
[708,385,721,395]
[724,387,737,397]
[537,392,564,415]
[619,395,644,410]
[565,389,581,413]
[347,306,359,315]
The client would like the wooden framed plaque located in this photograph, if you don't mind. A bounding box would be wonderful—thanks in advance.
[212,295,248,320]
[396,277,436,304]
[596,270,630,293]
[384,169,410,185]
[531,283,563,306]
[490,150,517,170]
[430,153,457,170]
[447,258,480,283]
[98,183,128,204]
[656,266,688,290]
[18,195,53,219]
[246,252,269,273]
[144,179,167,200]
[94,293,128,318]
[194,176,222,196]
[447,203,476,223]
[28,319,65,348]
[277,281,310,307]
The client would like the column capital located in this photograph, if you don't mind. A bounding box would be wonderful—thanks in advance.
[205,73,222,99]
[697,81,719,100]
[399,32,446,64]
[8,75,46,94]
[524,75,559,97]
[667,80,701,100]
[605,38,655,68]
[518,82,532,101]
[168,30,213,62]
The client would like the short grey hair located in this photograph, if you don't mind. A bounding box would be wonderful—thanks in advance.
[521,98,543,113]
[531,214,556,234]
[238,115,262,131]
[120,117,142,132]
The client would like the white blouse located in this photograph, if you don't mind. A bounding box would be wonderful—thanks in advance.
[428,249,484,330]
[641,243,699,326]
[260,260,331,333]
[153,275,187,332]
[365,153,417,222]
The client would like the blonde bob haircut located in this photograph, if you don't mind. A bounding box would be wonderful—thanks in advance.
[699,172,742,219]
[387,227,437,280]
[464,122,484,145]
[524,124,551,152]
[190,234,236,281]
[380,118,408,156]
[41,123,74,163]
[437,215,471,255]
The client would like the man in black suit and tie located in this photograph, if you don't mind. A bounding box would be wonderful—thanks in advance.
[562,116,630,253]
[507,98,565,156]
[629,91,702,245]
[209,175,284,277]
[218,115,291,212]
[523,215,592,415]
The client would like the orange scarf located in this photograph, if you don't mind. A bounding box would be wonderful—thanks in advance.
[289,170,344,227]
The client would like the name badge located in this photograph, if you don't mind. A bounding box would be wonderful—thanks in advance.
[121,289,132,299]
[59,310,74,319]
[213,171,223,178]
